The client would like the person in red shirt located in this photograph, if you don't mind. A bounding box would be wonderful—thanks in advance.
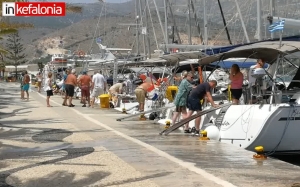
[78,71,92,107]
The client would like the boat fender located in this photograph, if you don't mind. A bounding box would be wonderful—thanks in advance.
[203,125,220,140]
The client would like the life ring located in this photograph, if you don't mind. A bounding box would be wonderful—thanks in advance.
[76,50,85,57]
[172,48,178,53]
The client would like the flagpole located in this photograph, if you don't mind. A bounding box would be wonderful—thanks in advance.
[269,19,284,104]
[278,30,283,48]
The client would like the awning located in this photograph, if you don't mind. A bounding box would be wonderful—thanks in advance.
[5,65,28,72]
[199,41,300,65]
[127,51,207,67]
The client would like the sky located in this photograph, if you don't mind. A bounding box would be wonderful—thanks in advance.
[51,0,130,3]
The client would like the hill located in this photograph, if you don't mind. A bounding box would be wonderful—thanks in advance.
[3,0,300,61]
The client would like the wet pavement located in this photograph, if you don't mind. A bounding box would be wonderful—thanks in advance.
[1,82,300,187]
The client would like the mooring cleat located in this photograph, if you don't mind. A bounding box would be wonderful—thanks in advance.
[199,130,210,140]
[122,108,127,114]
[164,120,171,129]
[139,113,147,120]
[253,146,267,160]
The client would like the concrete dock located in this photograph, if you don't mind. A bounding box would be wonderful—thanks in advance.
[1,82,300,187]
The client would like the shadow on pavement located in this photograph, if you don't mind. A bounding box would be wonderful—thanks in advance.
[0,147,98,187]
[7,170,111,187]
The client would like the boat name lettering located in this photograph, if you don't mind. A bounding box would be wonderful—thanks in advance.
[222,121,230,126]
[292,109,300,117]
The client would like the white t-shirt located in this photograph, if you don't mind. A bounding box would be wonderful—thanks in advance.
[92,73,106,89]
[43,78,52,91]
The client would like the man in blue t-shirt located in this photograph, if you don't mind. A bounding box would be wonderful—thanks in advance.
[184,80,218,135]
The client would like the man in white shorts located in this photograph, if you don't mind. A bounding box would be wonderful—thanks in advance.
[91,70,107,108]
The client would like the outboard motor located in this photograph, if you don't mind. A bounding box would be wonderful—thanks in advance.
[251,68,267,102]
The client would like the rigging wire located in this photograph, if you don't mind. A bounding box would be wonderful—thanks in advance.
[146,0,159,50]
[88,3,105,55]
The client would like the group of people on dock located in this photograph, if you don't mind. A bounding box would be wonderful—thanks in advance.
[44,69,107,108]
[170,59,266,136]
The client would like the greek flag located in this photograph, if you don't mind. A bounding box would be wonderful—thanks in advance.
[268,20,285,33]
[96,37,102,44]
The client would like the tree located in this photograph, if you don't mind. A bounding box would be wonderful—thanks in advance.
[5,32,26,79]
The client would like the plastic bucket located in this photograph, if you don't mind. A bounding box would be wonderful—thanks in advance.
[99,94,110,108]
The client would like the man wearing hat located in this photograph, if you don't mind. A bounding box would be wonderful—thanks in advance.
[78,70,92,107]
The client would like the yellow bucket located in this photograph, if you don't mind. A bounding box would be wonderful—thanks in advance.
[99,94,110,108]
[165,86,178,102]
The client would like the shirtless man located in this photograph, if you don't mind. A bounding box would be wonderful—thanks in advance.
[63,69,77,107]
[21,71,30,101]
[134,82,153,112]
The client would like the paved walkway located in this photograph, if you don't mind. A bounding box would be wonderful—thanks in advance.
[1,82,300,187]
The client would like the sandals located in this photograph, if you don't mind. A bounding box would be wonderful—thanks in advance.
[68,104,75,107]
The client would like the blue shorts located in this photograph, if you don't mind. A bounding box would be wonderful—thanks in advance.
[187,97,202,111]
[22,84,30,91]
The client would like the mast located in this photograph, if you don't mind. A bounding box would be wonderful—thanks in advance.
[139,0,146,56]
[188,0,192,45]
[153,0,167,52]
[190,0,203,43]
[217,0,232,44]
[167,0,181,44]
[164,0,169,52]
[270,0,275,39]
[135,0,140,55]
[234,0,250,43]
[203,0,208,45]
[144,0,151,58]
[256,0,262,41]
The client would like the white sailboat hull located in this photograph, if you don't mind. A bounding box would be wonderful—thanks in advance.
[202,104,300,155]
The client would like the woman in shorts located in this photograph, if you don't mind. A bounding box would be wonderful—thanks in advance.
[229,64,244,105]
[171,71,194,131]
